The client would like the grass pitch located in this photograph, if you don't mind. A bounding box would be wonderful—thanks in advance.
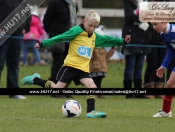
[0,95,174,132]
[0,62,140,88]
[0,63,174,132]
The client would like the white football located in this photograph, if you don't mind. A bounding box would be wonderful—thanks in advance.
[62,100,81,117]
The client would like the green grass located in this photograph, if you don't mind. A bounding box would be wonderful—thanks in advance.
[1,63,174,132]
[0,62,146,88]
[0,95,174,132]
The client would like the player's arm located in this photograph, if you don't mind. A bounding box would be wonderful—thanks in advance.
[39,26,82,47]
[161,43,175,69]
[94,32,126,47]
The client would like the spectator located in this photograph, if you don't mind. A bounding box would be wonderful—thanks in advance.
[21,6,45,66]
[122,0,151,98]
[43,0,78,98]
[0,0,31,99]
[144,24,166,98]
[90,25,114,98]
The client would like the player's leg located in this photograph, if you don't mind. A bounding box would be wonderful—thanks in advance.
[21,66,72,88]
[153,71,175,117]
[80,78,96,88]
[21,73,67,88]
[85,95,106,118]
[80,77,107,118]
[34,77,66,88]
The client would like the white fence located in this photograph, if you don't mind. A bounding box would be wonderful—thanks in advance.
[38,0,124,24]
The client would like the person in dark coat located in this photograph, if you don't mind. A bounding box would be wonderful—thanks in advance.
[122,0,151,98]
[0,0,31,99]
[43,0,78,98]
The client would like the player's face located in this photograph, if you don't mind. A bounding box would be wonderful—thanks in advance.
[82,19,98,35]
[151,22,166,33]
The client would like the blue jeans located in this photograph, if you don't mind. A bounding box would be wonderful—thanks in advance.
[0,38,22,88]
[124,54,145,80]
[22,40,41,63]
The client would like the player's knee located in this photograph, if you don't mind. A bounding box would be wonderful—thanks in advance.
[87,84,97,88]
[166,81,175,88]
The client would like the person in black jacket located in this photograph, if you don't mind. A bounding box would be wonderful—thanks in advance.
[0,0,31,99]
[43,0,78,98]
[122,0,151,98]
[143,24,166,98]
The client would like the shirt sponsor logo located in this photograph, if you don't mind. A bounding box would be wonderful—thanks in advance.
[78,46,91,59]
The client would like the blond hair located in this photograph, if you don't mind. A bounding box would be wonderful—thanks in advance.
[85,10,100,25]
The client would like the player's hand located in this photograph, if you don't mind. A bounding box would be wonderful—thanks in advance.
[156,66,165,78]
[125,35,131,43]
[35,43,40,49]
